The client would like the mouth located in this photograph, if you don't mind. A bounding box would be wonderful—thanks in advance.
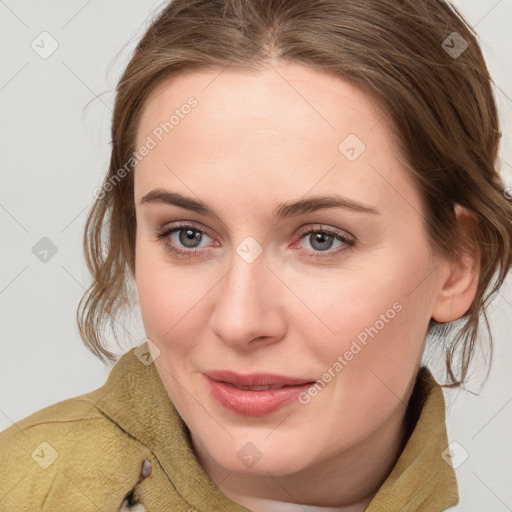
[204,371,317,416]
[204,369,315,388]
[219,381,310,391]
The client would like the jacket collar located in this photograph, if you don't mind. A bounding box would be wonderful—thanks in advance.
[365,366,459,511]
[85,341,459,511]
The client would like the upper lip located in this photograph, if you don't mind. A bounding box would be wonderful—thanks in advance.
[205,370,315,387]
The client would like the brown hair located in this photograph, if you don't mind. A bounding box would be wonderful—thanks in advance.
[78,0,512,387]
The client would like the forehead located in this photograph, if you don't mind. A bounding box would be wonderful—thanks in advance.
[134,62,422,219]
[137,62,389,145]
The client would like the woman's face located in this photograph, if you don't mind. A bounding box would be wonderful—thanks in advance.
[133,62,445,477]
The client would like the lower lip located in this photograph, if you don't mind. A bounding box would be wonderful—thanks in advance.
[206,377,314,417]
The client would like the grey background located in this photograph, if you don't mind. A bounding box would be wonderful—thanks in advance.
[1,1,511,510]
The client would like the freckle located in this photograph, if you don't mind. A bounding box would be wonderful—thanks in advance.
[141,459,152,478]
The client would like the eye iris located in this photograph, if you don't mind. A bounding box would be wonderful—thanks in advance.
[179,228,202,248]
[311,232,333,251]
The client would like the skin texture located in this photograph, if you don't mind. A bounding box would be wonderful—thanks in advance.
[133,62,479,511]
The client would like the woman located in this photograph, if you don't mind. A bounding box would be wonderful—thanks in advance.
[1,0,510,511]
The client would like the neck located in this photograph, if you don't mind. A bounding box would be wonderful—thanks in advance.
[191,397,413,512]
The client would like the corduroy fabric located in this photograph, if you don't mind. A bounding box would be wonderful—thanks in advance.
[0,340,459,511]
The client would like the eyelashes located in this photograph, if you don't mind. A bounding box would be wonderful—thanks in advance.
[154,222,215,258]
[154,221,355,260]
[294,226,354,259]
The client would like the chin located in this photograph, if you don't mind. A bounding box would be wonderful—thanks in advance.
[200,436,314,477]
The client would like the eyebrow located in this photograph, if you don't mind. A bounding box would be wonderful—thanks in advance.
[139,189,380,220]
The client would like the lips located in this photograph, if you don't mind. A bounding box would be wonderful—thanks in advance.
[204,370,314,388]
[204,370,316,416]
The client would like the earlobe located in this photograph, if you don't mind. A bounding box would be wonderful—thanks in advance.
[431,206,480,323]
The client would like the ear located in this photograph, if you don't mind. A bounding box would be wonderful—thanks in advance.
[431,205,480,323]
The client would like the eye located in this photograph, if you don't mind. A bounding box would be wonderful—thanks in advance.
[154,222,355,260]
[295,225,354,259]
[154,222,215,258]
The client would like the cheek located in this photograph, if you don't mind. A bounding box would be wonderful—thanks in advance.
[135,243,214,347]
[297,249,433,375]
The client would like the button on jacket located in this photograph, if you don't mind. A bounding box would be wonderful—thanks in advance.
[0,340,459,511]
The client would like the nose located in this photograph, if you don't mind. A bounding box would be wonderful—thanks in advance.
[208,245,287,350]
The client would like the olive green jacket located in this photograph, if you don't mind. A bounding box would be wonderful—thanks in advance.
[0,341,459,511]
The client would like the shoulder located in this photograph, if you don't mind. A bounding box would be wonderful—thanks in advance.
[0,394,152,511]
